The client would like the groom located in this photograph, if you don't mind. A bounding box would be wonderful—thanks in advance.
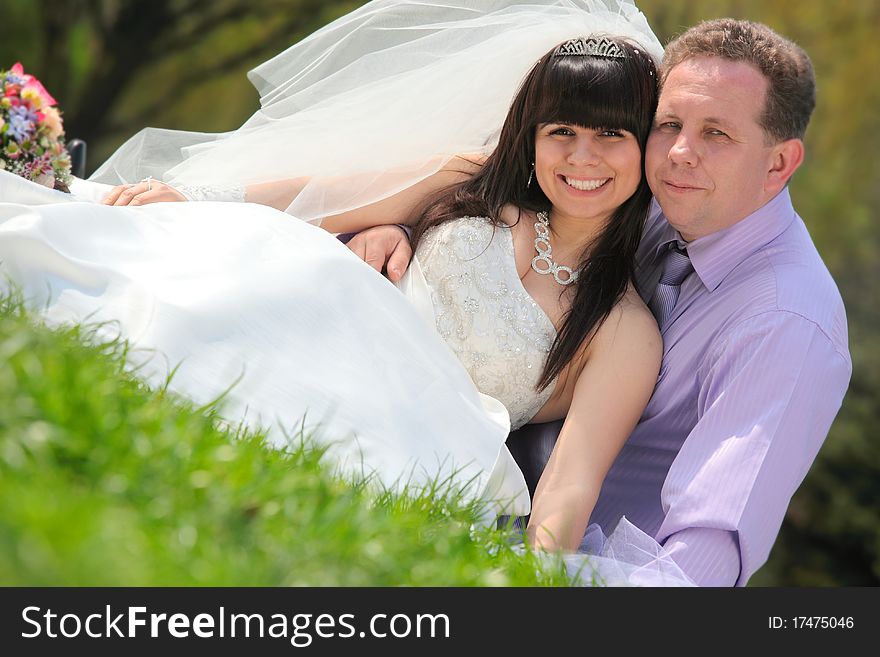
[347,19,851,586]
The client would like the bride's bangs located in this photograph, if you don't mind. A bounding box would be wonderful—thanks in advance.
[534,46,653,141]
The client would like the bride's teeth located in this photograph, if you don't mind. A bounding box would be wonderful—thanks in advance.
[565,177,609,191]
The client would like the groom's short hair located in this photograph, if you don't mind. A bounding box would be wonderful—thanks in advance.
[661,18,815,143]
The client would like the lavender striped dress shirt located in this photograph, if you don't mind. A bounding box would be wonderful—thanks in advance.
[512,188,852,586]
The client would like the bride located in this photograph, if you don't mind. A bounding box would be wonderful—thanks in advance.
[0,0,694,584]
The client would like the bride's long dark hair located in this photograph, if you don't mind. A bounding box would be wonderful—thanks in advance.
[409,36,659,391]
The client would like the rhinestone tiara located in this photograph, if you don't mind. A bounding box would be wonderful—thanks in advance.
[552,37,626,59]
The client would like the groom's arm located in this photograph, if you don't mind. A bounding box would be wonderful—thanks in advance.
[340,225,413,283]
[657,312,851,586]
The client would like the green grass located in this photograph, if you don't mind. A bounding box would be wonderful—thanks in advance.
[0,295,572,586]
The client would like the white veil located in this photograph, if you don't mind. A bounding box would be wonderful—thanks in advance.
[90,0,662,223]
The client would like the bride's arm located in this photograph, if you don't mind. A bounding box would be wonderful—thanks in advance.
[315,154,482,233]
[526,294,662,552]
[101,155,483,228]
[101,176,308,207]
[102,176,311,208]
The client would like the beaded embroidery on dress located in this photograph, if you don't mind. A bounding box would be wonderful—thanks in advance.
[412,217,557,429]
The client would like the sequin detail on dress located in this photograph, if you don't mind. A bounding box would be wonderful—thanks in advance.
[416,216,557,428]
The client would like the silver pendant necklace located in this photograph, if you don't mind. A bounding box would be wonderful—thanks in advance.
[531,210,579,286]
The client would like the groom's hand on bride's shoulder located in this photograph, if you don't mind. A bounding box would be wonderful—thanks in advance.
[102,179,187,206]
[344,224,413,283]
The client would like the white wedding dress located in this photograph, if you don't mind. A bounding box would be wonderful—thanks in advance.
[0,172,534,517]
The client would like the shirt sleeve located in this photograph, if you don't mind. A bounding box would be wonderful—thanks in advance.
[655,311,851,586]
[660,527,741,586]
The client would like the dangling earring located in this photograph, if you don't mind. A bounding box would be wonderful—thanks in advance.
[527,163,535,188]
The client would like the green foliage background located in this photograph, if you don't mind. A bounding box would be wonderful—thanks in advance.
[2,0,877,585]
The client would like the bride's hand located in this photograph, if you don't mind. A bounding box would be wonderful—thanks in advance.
[102,178,187,206]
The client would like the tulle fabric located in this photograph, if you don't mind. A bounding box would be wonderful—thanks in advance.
[505,517,696,586]
[89,0,662,225]
[565,518,697,586]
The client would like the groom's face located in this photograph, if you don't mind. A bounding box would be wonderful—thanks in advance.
[645,56,779,242]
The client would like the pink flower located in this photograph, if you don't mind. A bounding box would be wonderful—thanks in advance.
[11,62,57,107]
[24,78,56,107]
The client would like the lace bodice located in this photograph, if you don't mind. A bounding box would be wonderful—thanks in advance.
[412,216,557,429]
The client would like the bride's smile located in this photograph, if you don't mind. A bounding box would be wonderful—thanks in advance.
[561,175,611,191]
[534,122,641,229]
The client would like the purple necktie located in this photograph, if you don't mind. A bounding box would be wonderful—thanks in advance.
[649,243,694,327]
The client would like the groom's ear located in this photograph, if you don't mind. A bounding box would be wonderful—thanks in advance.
[765,137,804,194]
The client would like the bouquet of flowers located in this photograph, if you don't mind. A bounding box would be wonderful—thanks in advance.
[1,62,72,191]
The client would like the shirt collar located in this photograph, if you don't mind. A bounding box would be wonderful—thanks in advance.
[652,188,796,292]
